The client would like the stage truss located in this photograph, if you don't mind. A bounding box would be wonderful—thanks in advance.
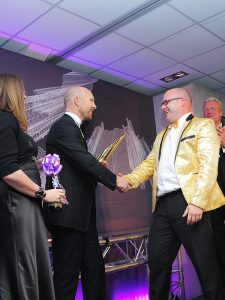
[99,233,186,300]
[48,233,186,299]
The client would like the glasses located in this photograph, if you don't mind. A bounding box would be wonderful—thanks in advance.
[161,97,183,107]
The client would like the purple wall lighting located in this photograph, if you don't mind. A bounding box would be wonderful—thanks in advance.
[74,266,149,300]
[113,289,149,300]
[75,282,149,300]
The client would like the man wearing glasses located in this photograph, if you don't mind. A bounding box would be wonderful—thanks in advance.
[123,88,225,299]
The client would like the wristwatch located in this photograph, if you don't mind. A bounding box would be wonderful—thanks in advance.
[35,186,46,200]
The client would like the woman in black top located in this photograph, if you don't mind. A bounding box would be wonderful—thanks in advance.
[0,74,67,300]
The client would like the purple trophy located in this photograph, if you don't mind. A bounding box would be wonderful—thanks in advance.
[42,154,64,210]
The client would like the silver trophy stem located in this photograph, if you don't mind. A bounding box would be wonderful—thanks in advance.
[49,175,63,209]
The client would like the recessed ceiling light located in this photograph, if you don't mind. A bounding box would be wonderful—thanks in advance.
[160,71,189,82]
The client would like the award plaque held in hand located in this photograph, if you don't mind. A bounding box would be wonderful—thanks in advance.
[42,154,64,211]
[97,135,125,162]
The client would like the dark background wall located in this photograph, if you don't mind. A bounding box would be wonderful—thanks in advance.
[0,48,156,236]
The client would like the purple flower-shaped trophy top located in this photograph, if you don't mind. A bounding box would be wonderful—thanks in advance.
[42,154,63,189]
[42,154,62,176]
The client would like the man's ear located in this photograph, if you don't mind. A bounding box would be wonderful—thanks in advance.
[73,96,79,107]
[180,97,185,107]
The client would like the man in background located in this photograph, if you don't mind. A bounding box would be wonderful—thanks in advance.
[203,97,225,286]
[44,86,128,300]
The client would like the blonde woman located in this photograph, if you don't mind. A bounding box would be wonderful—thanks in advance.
[0,74,66,300]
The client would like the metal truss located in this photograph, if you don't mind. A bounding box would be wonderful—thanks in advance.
[48,233,186,299]
[99,233,186,300]
[99,233,149,273]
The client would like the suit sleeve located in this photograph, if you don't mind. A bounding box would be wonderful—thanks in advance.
[125,137,157,188]
[49,119,116,190]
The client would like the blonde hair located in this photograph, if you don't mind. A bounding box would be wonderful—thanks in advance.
[0,74,27,131]
[204,97,223,110]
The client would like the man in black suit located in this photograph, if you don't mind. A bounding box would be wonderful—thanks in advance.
[44,86,129,300]
[203,97,225,286]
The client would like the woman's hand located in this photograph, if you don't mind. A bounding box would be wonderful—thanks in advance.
[43,189,68,205]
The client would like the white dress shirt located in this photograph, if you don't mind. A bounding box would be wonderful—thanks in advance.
[64,112,84,137]
[157,113,191,197]
[65,112,82,127]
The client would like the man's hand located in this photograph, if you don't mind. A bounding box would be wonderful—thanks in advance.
[182,204,203,225]
[100,160,109,168]
[217,126,225,148]
[116,173,132,193]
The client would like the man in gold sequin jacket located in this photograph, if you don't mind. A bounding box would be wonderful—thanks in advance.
[125,88,225,300]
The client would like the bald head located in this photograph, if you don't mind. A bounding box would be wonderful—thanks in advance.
[164,88,192,103]
[161,87,192,123]
[64,86,90,106]
[64,86,96,121]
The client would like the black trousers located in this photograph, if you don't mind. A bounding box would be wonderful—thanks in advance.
[148,190,224,300]
[210,205,225,287]
[50,223,106,300]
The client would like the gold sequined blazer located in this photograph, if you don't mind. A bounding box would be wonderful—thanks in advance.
[126,115,225,212]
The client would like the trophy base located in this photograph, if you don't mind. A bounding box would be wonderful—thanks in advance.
[48,203,63,212]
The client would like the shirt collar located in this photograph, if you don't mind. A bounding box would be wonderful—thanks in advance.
[177,112,192,128]
[65,112,82,127]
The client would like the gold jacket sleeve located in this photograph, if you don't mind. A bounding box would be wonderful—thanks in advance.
[126,117,225,212]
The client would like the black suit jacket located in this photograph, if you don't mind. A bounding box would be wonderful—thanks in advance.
[218,117,225,195]
[44,114,117,232]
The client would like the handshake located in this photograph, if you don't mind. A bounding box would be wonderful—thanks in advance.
[116,173,132,193]
[100,160,132,193]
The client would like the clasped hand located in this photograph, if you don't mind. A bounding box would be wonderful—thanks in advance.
[44,189,68,205]
[116,173,132,193]
[217,126,225,148]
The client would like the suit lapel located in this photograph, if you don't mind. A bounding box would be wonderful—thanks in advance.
[174,114,194,161]
[63,114,87,149]
[158,114,194,163]
[158,127,169,162]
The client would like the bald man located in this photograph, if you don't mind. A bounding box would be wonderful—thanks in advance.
[124,88,225,299]
[44,86,128,300]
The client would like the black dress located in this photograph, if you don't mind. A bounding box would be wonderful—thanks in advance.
[0,112,55,300]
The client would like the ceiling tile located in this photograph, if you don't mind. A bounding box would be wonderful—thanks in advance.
[151,26,224,61]
[20,43,54,60]
[27,43,53,56]
[215,87,225,94]
[109,48,176,77]
[202,11,225,40]
[185,45,225,74]
[57,56,101,74]
[75,33,143,65]
[169,0,225,21]
[41,0,61,3]
[143,64,202,86]
[91,68,137,86]
[210,69,225,83]
[58,0,147,25]
[0,32,11,45]
[18,7,99,50]
[0,0,51,35]
[117,5,194,46]
[2,38,29,52]
[192,76,225,90]
[125,80,165,96]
